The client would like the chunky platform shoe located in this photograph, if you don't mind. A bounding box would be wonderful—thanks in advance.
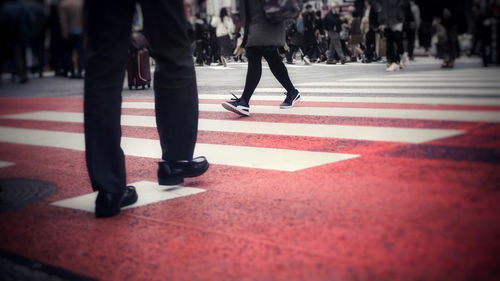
[158,156,209,186]
[95,185,138,218]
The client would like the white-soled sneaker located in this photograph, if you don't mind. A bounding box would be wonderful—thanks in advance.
[386,62,400,72]
[221,94,250,116]
[280,90,301,109]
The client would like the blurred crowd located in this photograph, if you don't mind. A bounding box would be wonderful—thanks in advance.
[0,0,84,84]
[189,0,500,71]
[1,0,500,84]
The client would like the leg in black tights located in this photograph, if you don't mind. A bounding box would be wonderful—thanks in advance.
[240,48,263,103]
[262,49,295,93]
[241,47,296,103]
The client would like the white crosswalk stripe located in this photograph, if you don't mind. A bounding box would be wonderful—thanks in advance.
[0,126,358,172]
[119,102,500,123]
[1,111,464,143]
[198,94,500,106]
[232,87,499,95]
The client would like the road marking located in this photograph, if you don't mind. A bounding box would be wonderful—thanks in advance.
[204,104,500,122]
[198,94,500,106]
[232,87,500,95]
[294,81,500,87]
[0,126,357,171]
[51,181,206,213]
[0,161,14,168]
[120,102,500,122]
[2,111,464,144]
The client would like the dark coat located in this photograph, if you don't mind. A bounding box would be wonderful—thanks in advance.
[378,0,408,27]
[240,0,285,47]
[302,11,316,45]
[323,10,342,32]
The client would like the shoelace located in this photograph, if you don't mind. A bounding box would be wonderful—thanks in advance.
[230,93,240,101]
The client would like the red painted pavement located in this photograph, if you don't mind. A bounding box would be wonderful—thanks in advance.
[0,97,499,281]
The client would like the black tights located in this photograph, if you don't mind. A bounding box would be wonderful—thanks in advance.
[241,47,296,103]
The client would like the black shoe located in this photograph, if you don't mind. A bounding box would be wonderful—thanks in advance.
[158,156,209,186]
[221,94,250,116]
[280,89,301,109]
[326,60,337,64]
[95,185,138,218]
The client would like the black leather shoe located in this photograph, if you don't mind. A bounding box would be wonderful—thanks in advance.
[95,185,138,218]
[158,156,209,185]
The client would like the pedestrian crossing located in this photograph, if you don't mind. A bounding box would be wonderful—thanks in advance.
[1,70,500,175]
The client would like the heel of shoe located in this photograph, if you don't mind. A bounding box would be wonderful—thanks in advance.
[95,205,120,218]
[158,176,184,186]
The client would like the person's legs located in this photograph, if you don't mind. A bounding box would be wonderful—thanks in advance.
[83,0,135,193]
[240,47,263,103]
[262,47,300,108]
[262,48,295,93]
[75,33,85,76]
[385,28,396,63]
[446,25,458,64]
[140,0,199,162]
[393,30,404,59]
[406,28,415,58]
[331,32,345,61]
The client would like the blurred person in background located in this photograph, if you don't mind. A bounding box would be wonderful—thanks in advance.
[404,0,420,61]
[434,0,459,68]
[0,0,44,83]
[362,0,379,63]
[285,16,305,64]
[194,13,208,66]
[48,0,66,76]
[59,0,84,78]
[349,10,364,62]
[303,4,318,62]
[417,0,433,53]
[211,7,234,67]
[323,3,346,64]
[378,0,409,72]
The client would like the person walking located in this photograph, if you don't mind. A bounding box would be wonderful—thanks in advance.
[323,4,346,64]
[59,0,85,78]
[84,0,208,218]
[349,10,364,62]
[221,0,301,116]
[302,4,318,62]
[211,7,234,67]
[434,0,459,68]
[378,0,409,72]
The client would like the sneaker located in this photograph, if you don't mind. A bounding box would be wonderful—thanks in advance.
[221,56,227,67]
[303,56,311,65]
[280,90,301,109]
[386,62,400,72]
[400,52,409,68]
[221,94,250,116]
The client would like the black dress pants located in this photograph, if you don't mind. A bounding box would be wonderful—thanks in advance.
[84,0,199,194]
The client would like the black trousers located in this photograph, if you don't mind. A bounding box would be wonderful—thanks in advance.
[64,33,85,76]
[241,47,295,103]
[404,25,416,58]
[84,0,199,194]
[385,28,404,63]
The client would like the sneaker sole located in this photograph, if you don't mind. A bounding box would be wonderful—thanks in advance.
[222,102,250,116]
[280,95,301,109]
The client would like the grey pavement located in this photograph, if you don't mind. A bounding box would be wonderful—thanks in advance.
[1,56,499,99]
